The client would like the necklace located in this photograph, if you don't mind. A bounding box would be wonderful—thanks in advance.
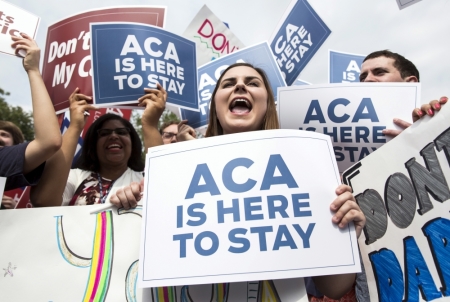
[97,173,116,204]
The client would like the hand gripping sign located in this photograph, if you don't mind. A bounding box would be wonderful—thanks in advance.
[0,0,40,57]
[90,22,198,111]
[139,129,360,288]
[341,94,450,302]
[42,7,166,114]
[278,83,421,173]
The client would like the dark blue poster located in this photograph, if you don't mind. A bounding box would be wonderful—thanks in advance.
[180,42,286,129]
[90,23,198,110]
[329,50,365,83]
[270,0,331,86]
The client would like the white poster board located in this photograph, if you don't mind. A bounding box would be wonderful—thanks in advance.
[342,102,450,301]
[0,205,144,300]
[183,5,245,66]
[0,0,39,56]
[278,83,421,172]
[0,177,5,206]
[0,203,308,301]
[139,129,360,288]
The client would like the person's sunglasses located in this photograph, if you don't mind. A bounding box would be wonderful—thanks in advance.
[97,127,130,137]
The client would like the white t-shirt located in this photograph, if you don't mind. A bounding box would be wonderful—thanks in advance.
[62,168,143,206]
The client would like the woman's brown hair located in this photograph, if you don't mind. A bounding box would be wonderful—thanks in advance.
[205,63,279,137]
[0,121,24,145]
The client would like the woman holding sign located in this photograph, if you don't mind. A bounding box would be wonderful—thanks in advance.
[113,63,366,300]
[30,84,167,207]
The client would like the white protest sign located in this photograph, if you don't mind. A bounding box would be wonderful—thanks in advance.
[0,205,146,300]
[139,129,360,288]
[397,0,423,9]
[0,177,5,206]
[278,83,421,173]
[0,0,39,57]
[342,104,450,301]
[183,5,245,66]
[0,202,306,301]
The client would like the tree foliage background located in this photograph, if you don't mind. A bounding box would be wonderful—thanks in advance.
[131,109,180,160]
[0,88,34,141]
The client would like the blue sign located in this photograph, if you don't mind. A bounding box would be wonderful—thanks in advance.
[180,42,286,129]
[90,23,198,110]
[329,50,365,83]
[270,0,331,86]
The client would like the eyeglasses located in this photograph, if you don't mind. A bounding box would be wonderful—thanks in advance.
[97,127,130,137]
[162,132,177,139]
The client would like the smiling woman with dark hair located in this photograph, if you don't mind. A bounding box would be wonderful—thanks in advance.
[31,85,166,207]
[75,114,144,173]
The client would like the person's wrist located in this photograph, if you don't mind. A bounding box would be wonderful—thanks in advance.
[26,68,41,75]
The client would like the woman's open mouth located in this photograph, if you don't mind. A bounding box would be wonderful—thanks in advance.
[229,98,252,114]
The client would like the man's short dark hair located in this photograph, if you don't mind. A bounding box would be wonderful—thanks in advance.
[159,120,180,135]
[363,50,420,82]
[0,121,24,145]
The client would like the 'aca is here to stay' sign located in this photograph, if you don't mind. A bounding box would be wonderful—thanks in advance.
[139,129,360,287]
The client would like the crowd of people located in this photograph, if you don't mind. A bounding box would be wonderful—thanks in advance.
[0,34,446,301]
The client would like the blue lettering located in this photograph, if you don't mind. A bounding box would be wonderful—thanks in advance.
[292,193,311,217]
[324,127,338,142]
[177,205,183,228]
[244,197,264,221]
[340,127,352,143]
[304,100,326,124]
[403,236,442,300]
[344,146,358,162]
[194,231,219,256]
[267,195,289,219]
[260,154,298,190]
[185,163,220,199]
[222,158,256,193]
[217,199,240,223]
[334,146,344,161]
[293,223,315,248]
[373,126,387,143]
[228,228,250,253]
[328,98,350,123]
[273,225,297,250]
[186,203,206,227]
[355,126,370,143]
[250,226,273,251]
[352,98,379,122]
[173,233,194,258]
[369,249,404,302]
[359,147,371,161]
[423,218,450,296]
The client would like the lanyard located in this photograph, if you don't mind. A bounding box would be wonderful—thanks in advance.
[97,173,116,204]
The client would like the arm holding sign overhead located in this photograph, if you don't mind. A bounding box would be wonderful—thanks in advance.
[138,83,167,151]
[31,89,96,207]
[10,34,62,176]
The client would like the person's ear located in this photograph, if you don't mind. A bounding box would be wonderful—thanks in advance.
[405,75,418,82]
